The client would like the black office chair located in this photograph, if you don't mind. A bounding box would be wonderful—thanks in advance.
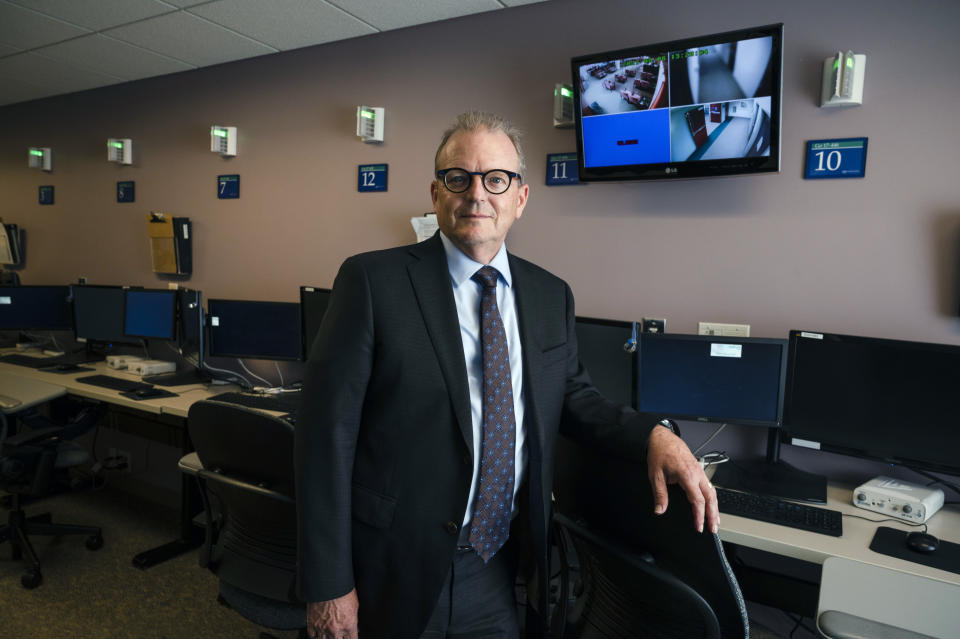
[186,400,306,639]
[0,403,105,589]
[550,434,749,639]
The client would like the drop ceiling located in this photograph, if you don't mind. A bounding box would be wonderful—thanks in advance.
[0,0,547,107]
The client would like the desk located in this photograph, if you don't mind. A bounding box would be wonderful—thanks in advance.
[0,371,66,413]
[717,482,960,587]
[0,353,238,567]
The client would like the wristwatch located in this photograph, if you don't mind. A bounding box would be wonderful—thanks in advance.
[658,418,681,437]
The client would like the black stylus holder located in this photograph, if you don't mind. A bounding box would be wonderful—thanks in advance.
[869,527,960,576]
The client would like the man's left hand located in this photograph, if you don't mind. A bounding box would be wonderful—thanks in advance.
[646,425,719,534]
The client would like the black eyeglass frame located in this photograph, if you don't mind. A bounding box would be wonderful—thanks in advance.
[436,168,523,194]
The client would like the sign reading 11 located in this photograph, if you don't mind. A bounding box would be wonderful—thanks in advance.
[546,153,579,186]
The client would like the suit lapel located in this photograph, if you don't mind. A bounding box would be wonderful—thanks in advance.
[407,235,474,452]
[509,254,547,462]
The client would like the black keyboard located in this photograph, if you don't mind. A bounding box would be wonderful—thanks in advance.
[210,391,302,415]
[1,353,63,368]
[716,486,843,537]
[76,374,153,393]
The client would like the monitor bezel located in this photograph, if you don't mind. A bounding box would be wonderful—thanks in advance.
[122,287,178,340]
[299,285,332,361]
[207,298,302,362]
[574,315,639,409]
[0,285,73,331]
[636,332,788,427]
[571,22,784,182]
[782,330,960,476]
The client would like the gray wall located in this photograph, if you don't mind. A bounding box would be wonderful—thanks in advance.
[2,0,959,489]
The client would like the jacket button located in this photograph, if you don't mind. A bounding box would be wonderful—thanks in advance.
[444,521,459,535]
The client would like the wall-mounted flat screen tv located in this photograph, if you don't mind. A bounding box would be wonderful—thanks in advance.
[571,23,783,181]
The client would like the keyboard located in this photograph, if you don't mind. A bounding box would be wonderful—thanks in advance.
[210,391,302,415]
[1,353,63,368]
[76,374,153,393]
[716,486,843,537]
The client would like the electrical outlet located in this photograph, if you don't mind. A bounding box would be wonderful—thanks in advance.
[117,449,132,473]
[698,322,750,337]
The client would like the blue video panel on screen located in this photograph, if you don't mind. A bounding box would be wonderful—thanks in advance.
[125,290,176,339]
[581,110,671,167]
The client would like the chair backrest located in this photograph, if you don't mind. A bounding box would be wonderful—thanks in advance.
[187,400,302,625]
[552,434,749,639]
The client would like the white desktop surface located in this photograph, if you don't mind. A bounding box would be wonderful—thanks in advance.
[0,370,66,412]
[717,482,960,587]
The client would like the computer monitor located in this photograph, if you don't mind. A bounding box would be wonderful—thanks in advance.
[636,333,787,427]
[123,288,177,340]
[179,288,204,367]
[71,285,136,345]
[207,299,301,361]
[0,286,72,330]
[574,316,638,408]
[782,330,960,477]
[300,286,332,360]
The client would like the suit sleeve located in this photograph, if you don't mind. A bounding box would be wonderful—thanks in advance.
[557,282,660,462]
[295,256,374,603]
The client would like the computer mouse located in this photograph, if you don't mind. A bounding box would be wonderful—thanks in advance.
[905,531,939,554]
[134,388,158,398]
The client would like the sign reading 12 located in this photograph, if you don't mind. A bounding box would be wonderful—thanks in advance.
[358,164,388,192]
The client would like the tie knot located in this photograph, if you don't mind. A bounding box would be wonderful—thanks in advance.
[472,266,500,290]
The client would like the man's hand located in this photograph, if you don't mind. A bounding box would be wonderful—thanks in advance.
[306,589,359,639]
[646,425,719,534]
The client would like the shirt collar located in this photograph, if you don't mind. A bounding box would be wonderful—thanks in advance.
[439,232,513,288]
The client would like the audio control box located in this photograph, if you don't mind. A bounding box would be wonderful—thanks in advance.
[106,355,144,370]
[853,475,944,523]
[129,359,175,376]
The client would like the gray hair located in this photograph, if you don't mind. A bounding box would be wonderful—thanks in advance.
[434,111,526,181]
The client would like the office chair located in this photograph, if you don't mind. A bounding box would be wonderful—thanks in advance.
[185,400,306,639]
[0,403,105,589]
[549,434,749,639]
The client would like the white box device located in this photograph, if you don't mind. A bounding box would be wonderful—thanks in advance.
[106,355,144,370]
[129,360,176,376]
[853,475,944,524]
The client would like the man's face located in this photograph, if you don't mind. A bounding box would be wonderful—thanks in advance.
[431,129,529,263]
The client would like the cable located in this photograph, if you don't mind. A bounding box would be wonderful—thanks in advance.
[199,360,253,389]
[140,339,150,359]
[907,466,960,498]
[693,423,727,456]
[842,512,928,529]
[238,358,272,387]
[275,361,285,388]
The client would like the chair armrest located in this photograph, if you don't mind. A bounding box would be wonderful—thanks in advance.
[178,451,203,476]
[3,425,63,447]
[818,610,936,639]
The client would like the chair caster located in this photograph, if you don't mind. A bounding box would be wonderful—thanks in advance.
[86,534,104,551]
[21,569,42,589]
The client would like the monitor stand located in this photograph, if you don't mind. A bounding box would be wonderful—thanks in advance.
[710,427,828,503]
[144,367,209,387]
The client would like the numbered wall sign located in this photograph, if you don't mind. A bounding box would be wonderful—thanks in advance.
[358,164,388,192]
[218,174,240,199]
[804,138,867,179]
[546,153,579,186]
[117,180,135,203]
[38,185,54,205]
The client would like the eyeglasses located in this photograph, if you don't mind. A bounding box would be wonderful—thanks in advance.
[436,168,522,195]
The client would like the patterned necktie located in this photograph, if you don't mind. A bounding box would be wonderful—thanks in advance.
[467,265,517,562]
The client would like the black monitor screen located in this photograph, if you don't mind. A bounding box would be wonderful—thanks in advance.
[124,289,177,340]
[637,333,787,427]
[575,316,637,408]
[783,331,960,475]
[72,285,134,344]
[0,286,72,330]
[300,286,332,360]
[207,299,301,361]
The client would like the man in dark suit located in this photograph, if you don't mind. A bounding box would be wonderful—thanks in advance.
[296,112,718,639]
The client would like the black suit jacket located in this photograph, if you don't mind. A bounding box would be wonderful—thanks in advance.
[295,234,657,639]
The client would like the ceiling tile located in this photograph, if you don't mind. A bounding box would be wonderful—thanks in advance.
[161,0,212,7]
[500,0,550,6]
[35,34,194,81]
[0,43,22,55]
[0,76,57,105]
[104,11,277,67]
[0,52,122,95]
[7,0,175,31]
[0,2,89,50]
[331,0,502,31]
[188,0,377,50]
